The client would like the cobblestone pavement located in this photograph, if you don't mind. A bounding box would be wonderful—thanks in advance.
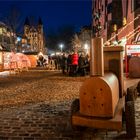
[0,70,139,140]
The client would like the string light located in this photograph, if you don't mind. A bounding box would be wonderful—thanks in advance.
[123,17,127,26]
[127,27,140,41]
[104,14,140,45]
[126,26,140,39]
[113,24,117,32]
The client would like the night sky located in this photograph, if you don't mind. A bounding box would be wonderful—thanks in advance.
[0,0,92,34]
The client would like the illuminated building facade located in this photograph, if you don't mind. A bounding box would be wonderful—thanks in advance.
[0,22,16,51]
[23,17,45,53]
[92,0,140,46]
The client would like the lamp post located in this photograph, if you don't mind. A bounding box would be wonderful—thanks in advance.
[84,43,88,54]
[59,43,64,53]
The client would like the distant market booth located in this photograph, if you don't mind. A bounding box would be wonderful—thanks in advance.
[3,52,31,73]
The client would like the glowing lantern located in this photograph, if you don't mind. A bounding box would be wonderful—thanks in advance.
[22,38,25,44]
[113,24,117,32]
[123,17,127,26]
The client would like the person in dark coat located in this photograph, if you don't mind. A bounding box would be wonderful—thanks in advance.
[78,53,86,76]
[61,53,67,74]
[67,53,72,73]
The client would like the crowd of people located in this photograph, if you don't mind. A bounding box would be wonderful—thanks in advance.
[36,52,90,76]
[60,52,90,76]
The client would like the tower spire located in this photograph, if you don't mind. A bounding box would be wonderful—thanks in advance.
[38,17,43,25]
[24,17,30,26]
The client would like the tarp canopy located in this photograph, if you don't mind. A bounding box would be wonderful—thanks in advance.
[4,52,31,69]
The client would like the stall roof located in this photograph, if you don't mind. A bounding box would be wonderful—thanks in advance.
[23,51,38,55]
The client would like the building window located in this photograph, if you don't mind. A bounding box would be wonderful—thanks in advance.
[0,35,2,42]
[105,0,107,6]
[4,36,7,42]
[131,0,134,12]
[102,5,104,11]
[126,0,128,18]
[107,3,112,13]
[135,0,140,10]
[95,1,96,8]
[104,23,106,29]
[0,28,2,34]
[2,28,6,34]
[7,37,10,44]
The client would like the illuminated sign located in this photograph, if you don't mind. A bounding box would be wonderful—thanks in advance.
[126,44,140,56]
[125,44,140,77]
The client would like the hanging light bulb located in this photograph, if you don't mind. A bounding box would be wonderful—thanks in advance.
[113,24,117,32]
[123,17,127,26]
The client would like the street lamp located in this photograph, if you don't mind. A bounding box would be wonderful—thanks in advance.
[84,43,88,54]
[84,43,88,50]
[59,43,64,53]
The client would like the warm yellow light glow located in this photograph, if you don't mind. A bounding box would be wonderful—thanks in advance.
[2,28,6,33]
[38,52,43,56]
[123,17,127,26]
[104,15,140,45]
[84,43,88,50]
[0,28,2,34]
[0,52,3,64]
[113,24,117,32]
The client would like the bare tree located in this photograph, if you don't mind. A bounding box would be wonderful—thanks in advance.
[47,25,75,52]
[71,34,81,52]
[3,5,22,34]
[1,5,23,51]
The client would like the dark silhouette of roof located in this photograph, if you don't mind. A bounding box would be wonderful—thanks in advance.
[0,22,13,31]
[23,51,38,55]
[82,25,91,30]
[38,17,43,25]
[24,17,30,26]
[24,17,43,27]
[0,22,6,27]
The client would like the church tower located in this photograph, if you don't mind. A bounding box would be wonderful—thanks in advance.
[23,17,45,53]
[38,17,44,53]
[24,17,30,37]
